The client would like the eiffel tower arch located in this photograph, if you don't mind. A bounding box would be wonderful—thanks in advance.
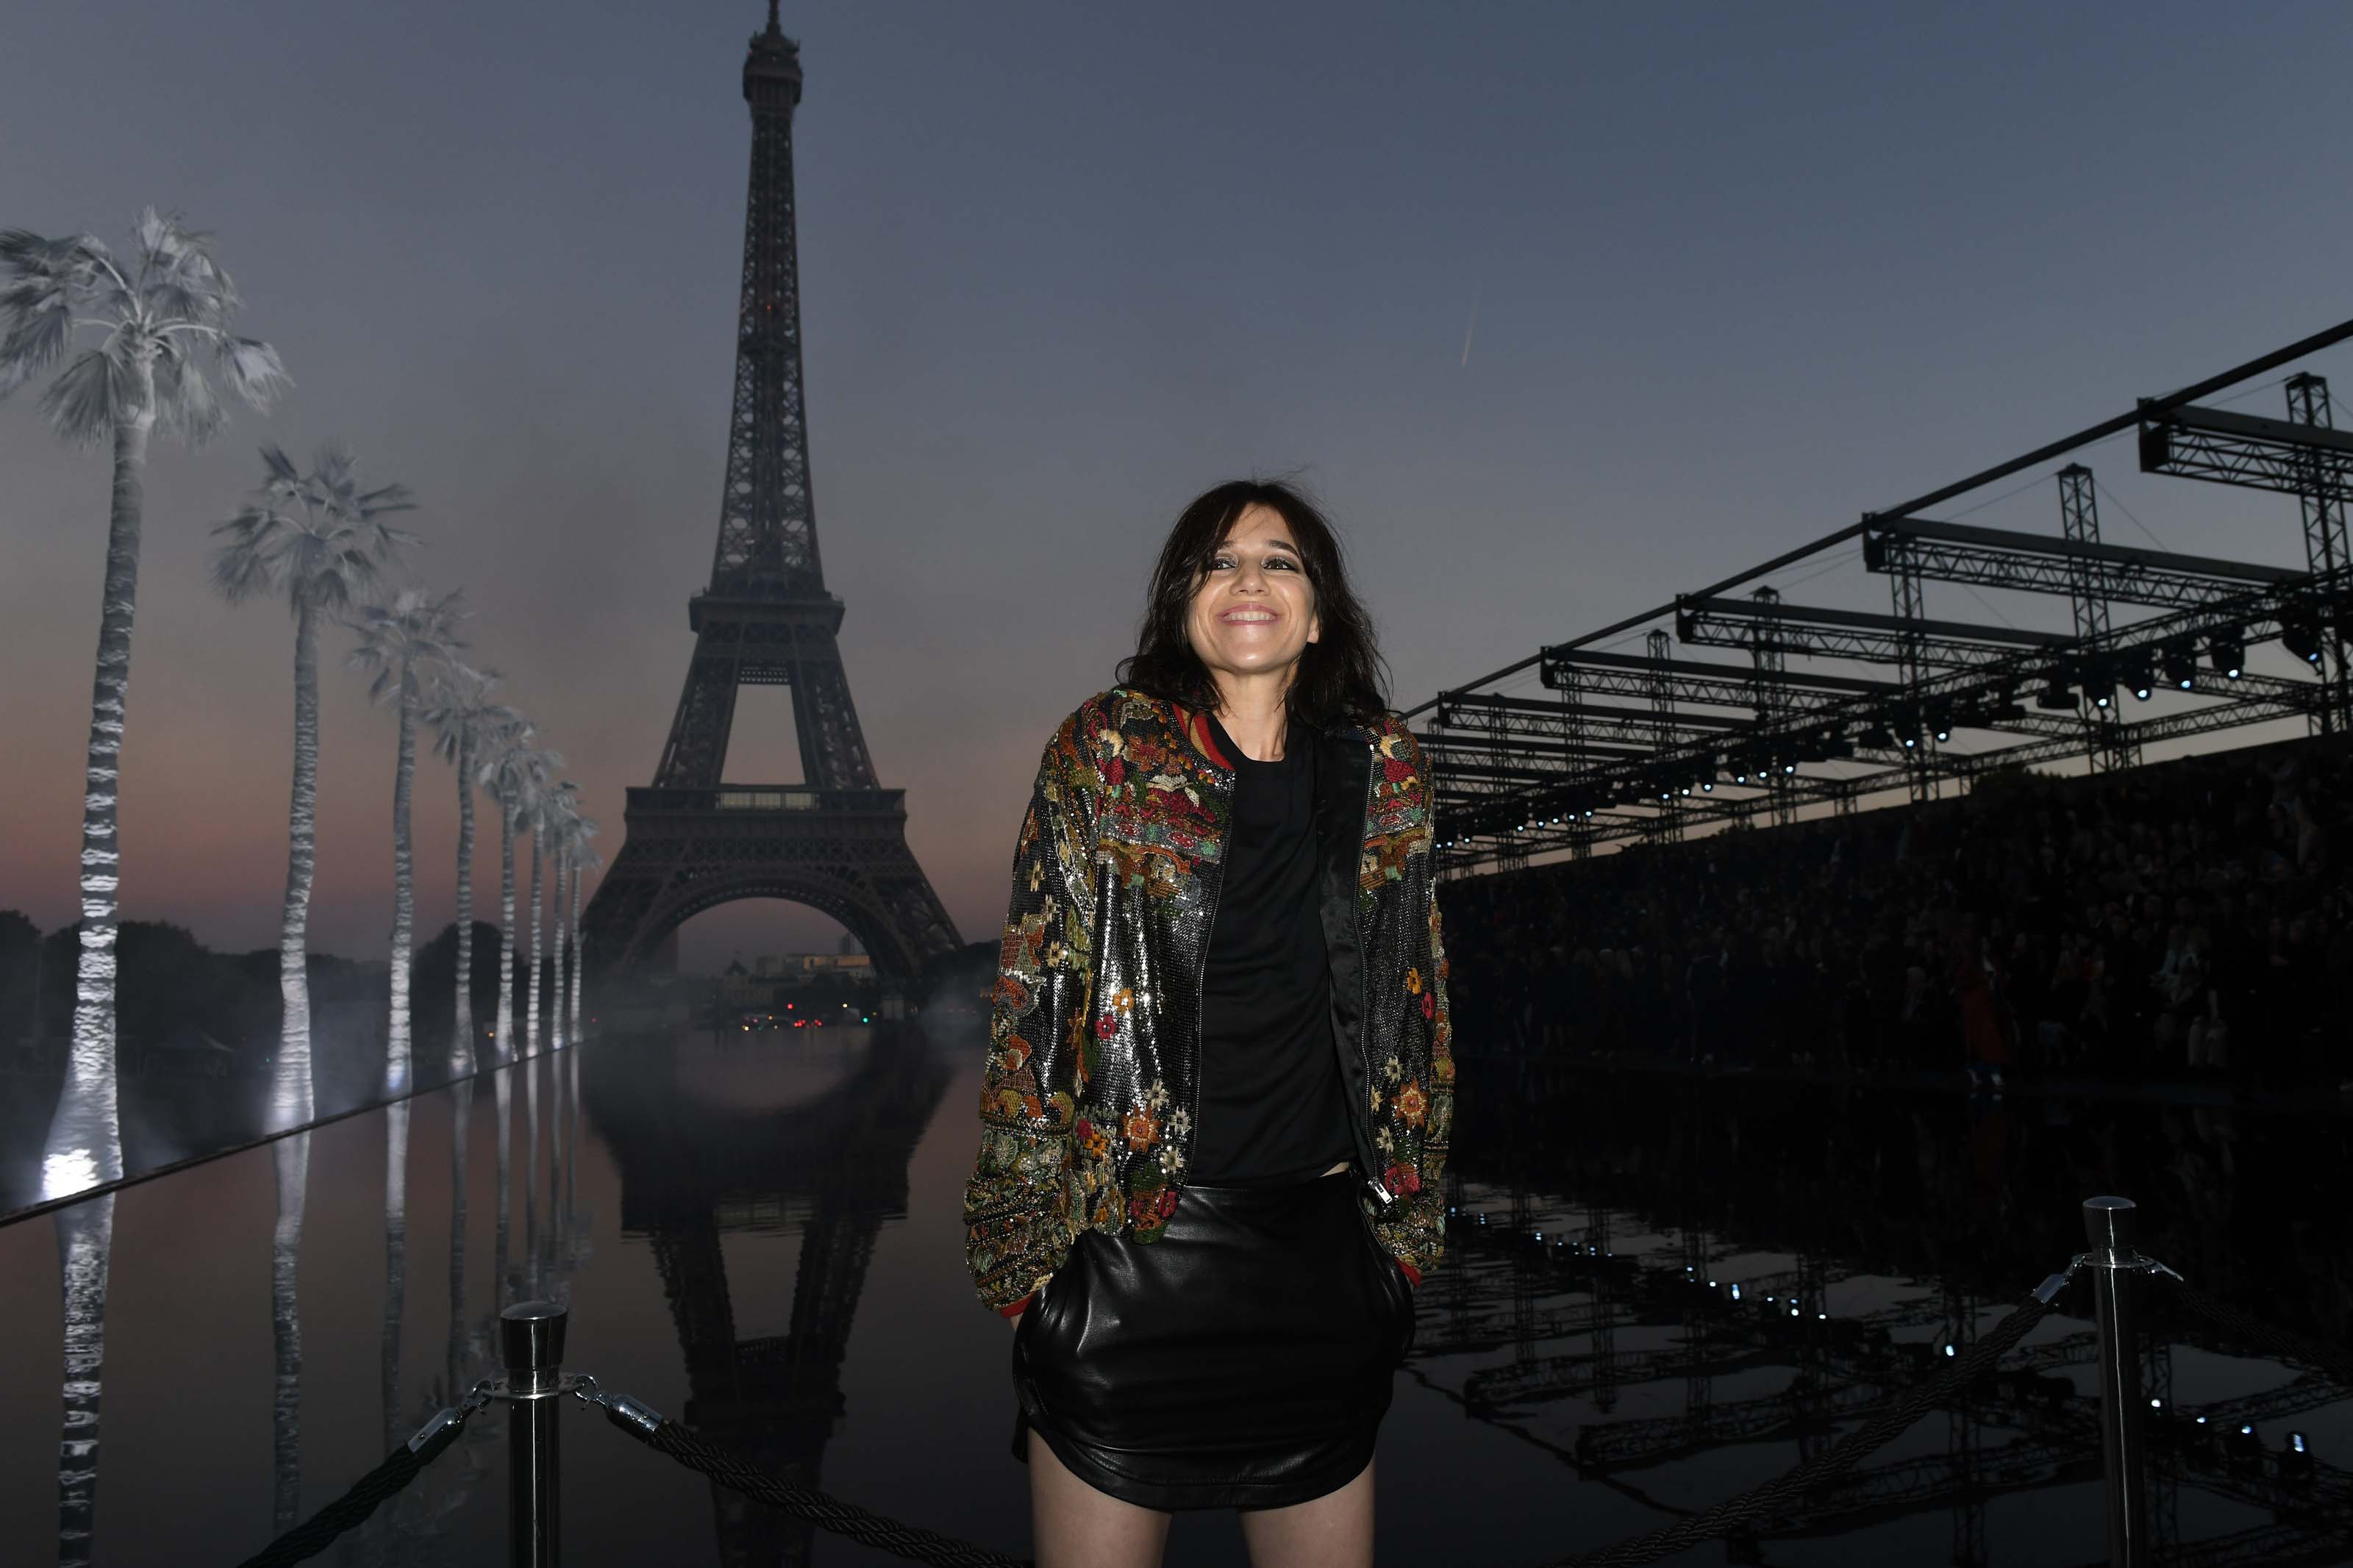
[584,6,961,984]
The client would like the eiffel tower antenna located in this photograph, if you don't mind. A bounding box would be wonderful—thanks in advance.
[584,19,960,994]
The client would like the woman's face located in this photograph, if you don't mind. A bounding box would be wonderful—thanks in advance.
[1185,504,1321,689]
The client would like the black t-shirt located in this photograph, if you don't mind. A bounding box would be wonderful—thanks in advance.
[1190,712,1356,1186]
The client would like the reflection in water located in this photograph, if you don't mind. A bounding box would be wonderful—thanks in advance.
[446,1077,474,1403]
[585,1023,951,1567]
[381,1098,410,1452]
[493,1069,513,1313]
[1430,1063,2353,1565]
[14,1007,2346,1566]
[523,1042,541,1301]
[53,1196,110,1568]
[270,1131,310,1533]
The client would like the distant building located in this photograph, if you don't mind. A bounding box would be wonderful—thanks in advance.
[751,951,874,983]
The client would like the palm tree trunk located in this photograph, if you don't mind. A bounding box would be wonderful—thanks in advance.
[526,831,543,1057]
[548,851,565,1051]
[445,1076,472,1402]
[564,1048,581,1250]
[386,668,417,1095]
[495,801,517,1065]
[568,862,584,1042]
[42,394,154,1202]
[379,1098,409,1451]
[451,731,476,1074]
[271,599,321,1136]
[54,1195,113,1568]
[271,1133,310,1533]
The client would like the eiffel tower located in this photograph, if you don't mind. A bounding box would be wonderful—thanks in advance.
[583,6,960,986]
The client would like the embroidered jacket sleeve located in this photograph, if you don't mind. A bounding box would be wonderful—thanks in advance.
[1371,722,1454,1284]
[963,709,1101,1314]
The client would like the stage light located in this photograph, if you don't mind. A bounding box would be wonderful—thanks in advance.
[1700,779,1714,792]
[2282,607,2323,665]
[2161,640,2197,690]
[2211,634,2243,679]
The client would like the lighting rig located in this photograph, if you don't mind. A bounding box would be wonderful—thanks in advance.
[1413,329,2353,872]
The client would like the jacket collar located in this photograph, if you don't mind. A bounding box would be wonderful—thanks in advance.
[1171,696,1374,772]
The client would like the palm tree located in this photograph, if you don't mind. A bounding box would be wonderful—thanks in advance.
[478,730,551,1067]
[5,215,285,1568]
[568,824,601,1043]
[1,212,288,1205]
[213,444,417,1135]
[540,785,579,1050]
[525,786,560,1058]
[422,665,514,1076]
[476,726,542,1313]
[348,587,466,1098]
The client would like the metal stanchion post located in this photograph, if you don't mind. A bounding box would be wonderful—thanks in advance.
[2084,1196,2149,1568]
[501,1300,568,1568]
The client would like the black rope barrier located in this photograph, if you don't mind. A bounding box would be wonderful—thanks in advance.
[2160,1278,2353,1389]
[1544,1284,2063,1568]
[579,1382,1029,1568]
[233,1396,483,1568]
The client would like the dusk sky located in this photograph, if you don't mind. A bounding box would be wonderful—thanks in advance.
[7,1,2353,970]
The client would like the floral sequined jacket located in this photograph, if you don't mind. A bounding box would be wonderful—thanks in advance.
[963,686,1455,1316]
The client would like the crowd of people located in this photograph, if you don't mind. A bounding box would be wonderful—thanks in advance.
[1438,734,2351,1095]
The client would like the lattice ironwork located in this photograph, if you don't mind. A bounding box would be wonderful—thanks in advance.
[1861,513,2298,611]
[584,11,959,979]
[2284,375,2352,733]
[2055,467,2140,772]
[2138,398,2353,503]
[1418,330,2353,872]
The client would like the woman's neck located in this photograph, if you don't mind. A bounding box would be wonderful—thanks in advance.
[1210,670,1291,762]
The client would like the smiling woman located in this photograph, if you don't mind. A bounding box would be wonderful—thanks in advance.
[963,479,1452,1568]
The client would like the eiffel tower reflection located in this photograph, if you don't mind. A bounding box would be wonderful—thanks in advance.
[583,1024,951,1567]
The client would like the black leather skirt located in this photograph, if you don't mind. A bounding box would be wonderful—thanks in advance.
[1010,1169,1416,1511]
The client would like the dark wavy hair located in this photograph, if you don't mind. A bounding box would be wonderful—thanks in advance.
[1115,478,1390,731]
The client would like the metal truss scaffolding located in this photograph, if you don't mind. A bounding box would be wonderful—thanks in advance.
[1413,325,2353,872]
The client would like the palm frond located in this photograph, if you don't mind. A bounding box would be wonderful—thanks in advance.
[354,482,419,520]
[209,504,293,604]
[151,343,224,445]
[216,336,289,408]
[0,230,89,394]
[35,348,129,446]
[346,584,471,706]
